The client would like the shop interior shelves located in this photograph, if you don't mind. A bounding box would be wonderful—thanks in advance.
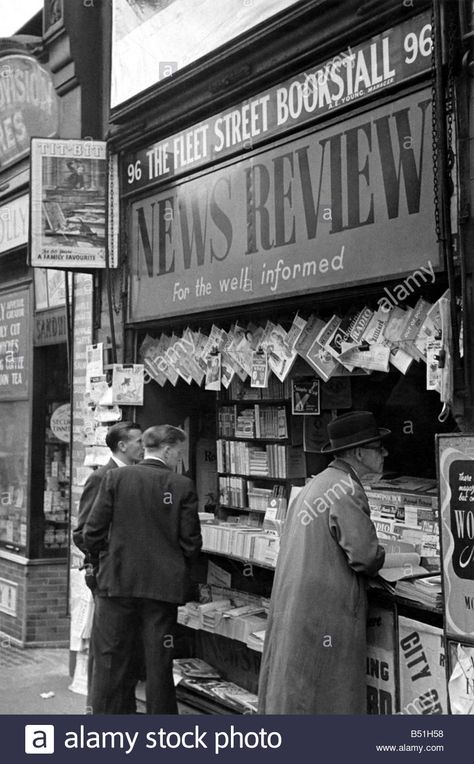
[202,548,276,571]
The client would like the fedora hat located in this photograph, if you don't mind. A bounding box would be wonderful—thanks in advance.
[320,411,390,454]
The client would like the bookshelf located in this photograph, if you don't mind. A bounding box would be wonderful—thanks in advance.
[216,379,306,527]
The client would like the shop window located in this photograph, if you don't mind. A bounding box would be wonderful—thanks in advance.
[30,343,70,559]
[43,403,70,553]
[0,401,30,553]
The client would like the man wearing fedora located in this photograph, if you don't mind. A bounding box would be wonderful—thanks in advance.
[258,411,388,714]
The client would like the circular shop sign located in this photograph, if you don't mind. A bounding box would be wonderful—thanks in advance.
[50,403,71,443]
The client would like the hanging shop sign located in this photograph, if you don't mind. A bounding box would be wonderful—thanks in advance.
[0,287,30,399]
[398,617,447,715]
[29,138,113,270]
[123,11,431,193]
[129,88,439,322]
[437,434,474,639]
[0,194,28,254]
[0,55,59,169]
[34,306,67,346]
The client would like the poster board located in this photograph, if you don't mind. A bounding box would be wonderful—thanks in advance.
[398,616,447,715]
[437,434,474,639]
[366,605,397,714]
[447,641,474,714]
[30,139,109,269]
[0,287,31,400]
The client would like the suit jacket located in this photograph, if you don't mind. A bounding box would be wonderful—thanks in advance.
[73,458,117,561]
[83,459,202,604]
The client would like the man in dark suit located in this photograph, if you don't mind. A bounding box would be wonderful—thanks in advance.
[73,421,143,565]
[83,424,202,714]
[73,420,143,712]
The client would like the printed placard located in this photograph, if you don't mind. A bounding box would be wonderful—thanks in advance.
[111,364,144,405]
[30,138,111,269]
[291,377,320,415]
[437,434,474,638]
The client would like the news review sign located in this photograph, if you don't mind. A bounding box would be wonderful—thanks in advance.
[129,88,439,322]
[123,12,431,193]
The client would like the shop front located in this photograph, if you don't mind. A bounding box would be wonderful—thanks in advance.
[0,0,106,647]
[103,0,471,712]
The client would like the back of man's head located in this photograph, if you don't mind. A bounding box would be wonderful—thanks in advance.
[142,425,186,452]
[106,421,141,453]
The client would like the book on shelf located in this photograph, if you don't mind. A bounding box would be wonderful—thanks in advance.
[173,658,221,679]
[394,575,442,608]
[246,628,267,653]
[181,678,259,714]
[226,374,289,400]
[219,404,288,440]
[218,475,247,507]
[218,442,305,480]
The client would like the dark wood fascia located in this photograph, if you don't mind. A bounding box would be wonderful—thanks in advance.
[108,0,431,155]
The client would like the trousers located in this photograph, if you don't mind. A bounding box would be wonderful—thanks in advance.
[90,595,178,714]
[86,596,143,713]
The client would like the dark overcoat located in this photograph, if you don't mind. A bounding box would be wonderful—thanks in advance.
[258,458,385,714]
[83,459,202,604]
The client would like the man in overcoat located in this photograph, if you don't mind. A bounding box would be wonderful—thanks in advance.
[258,411,388,714]
[83,425,202,714]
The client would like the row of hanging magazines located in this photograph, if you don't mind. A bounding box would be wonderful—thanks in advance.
[137,291,451,396]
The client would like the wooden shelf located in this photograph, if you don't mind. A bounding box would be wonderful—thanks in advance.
[218,471,302,482]
[219,504,266,513]
[217,398,288,405]
[218,436,289,443]
[202,548,276,571]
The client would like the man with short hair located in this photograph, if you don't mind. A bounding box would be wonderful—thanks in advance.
[73,420,143,712]
[73,420,144,564]
[258,411,388,714]
[84,425,202,714]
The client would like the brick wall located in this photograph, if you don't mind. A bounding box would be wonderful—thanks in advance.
[0,557,70,646]
[0,557,25,643]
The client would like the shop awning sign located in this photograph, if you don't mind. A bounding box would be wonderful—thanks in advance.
[129,88,440,322]
[0,55,59,169]
[123,11,432,194]
[0,193,28,254]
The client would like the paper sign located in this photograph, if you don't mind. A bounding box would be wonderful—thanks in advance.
[112,364,144,405]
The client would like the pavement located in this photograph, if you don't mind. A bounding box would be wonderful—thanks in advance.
[0,642,86,715]
[0,641,199,715]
